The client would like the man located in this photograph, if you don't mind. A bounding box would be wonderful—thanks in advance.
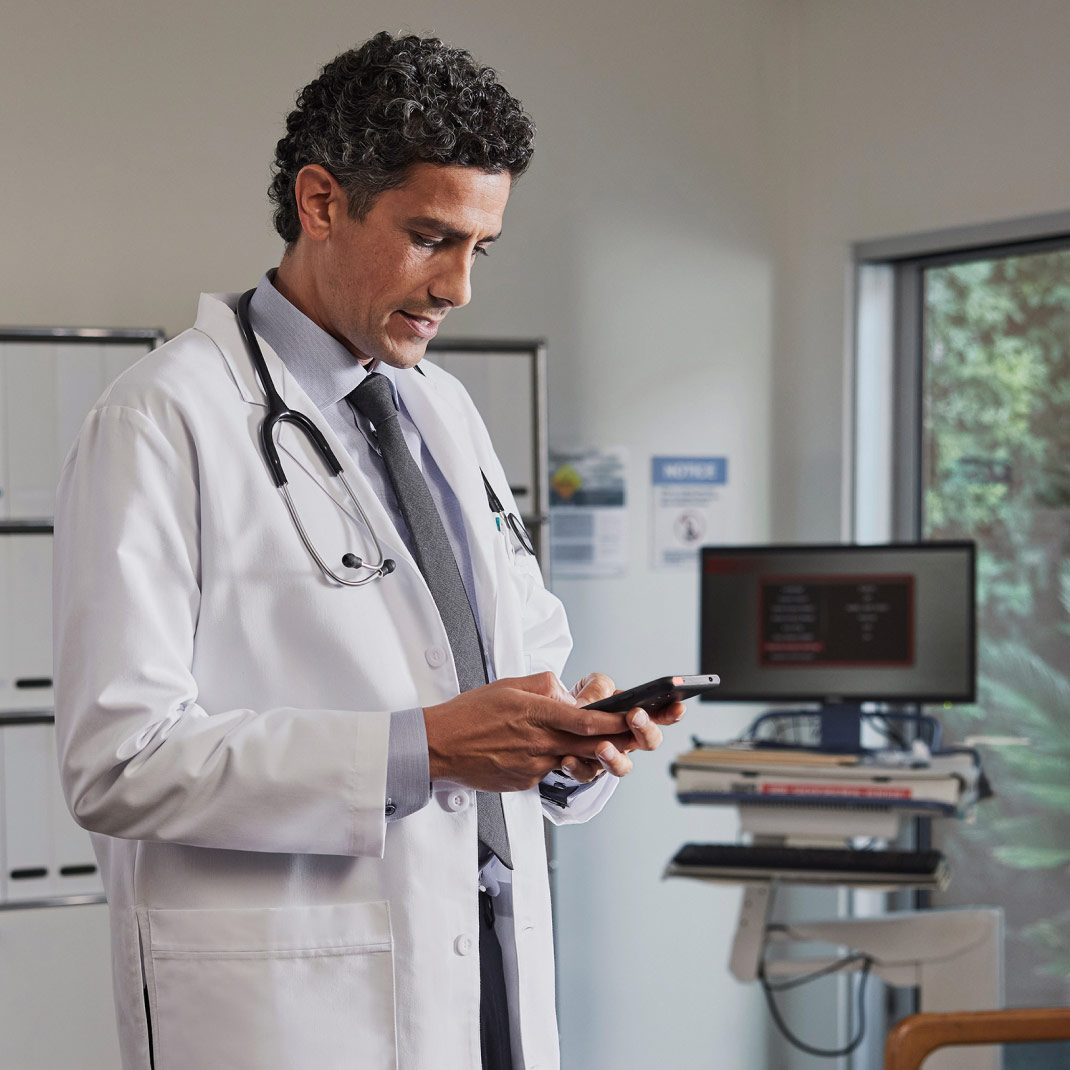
[53,32,680,1070]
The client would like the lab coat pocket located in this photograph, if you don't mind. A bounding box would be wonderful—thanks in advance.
[139,901,396,1070]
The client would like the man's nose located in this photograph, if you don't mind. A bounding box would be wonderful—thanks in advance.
[429,250,473,309]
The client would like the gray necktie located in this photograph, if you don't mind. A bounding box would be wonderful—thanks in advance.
[348,372,511,869]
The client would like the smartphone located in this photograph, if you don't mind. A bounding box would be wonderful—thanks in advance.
[583,674,720,714]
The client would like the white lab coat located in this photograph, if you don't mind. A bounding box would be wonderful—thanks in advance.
[52,292,615,1070]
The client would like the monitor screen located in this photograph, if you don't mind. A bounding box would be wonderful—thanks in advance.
[699,542,975,703]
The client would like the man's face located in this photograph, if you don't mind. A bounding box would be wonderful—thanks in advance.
[314,163,512,369]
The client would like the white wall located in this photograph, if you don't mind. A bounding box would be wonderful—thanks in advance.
[1,2,782,1067]
[545,3,787,1062]
[14,2,1070,1065]
[773,0,1070,542]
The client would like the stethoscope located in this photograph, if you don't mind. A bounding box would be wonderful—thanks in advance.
[235,289,535,587]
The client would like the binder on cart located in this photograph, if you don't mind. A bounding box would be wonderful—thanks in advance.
[671,742,983,818]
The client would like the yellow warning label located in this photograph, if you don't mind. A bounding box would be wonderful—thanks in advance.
[550,464,583,501]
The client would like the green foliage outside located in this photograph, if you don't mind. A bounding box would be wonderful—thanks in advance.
[923,250,1070,1000]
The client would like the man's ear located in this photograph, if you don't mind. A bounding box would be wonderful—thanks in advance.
[293,165,342,242]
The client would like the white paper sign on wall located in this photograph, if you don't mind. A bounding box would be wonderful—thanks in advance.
[651,456,728,570]
[549,447,629,577]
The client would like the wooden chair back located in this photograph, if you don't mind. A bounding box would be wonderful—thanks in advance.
[885,1007,1070,1070]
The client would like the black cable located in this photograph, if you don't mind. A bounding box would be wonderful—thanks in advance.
[757,952,874,1059]
[760,949,869,992]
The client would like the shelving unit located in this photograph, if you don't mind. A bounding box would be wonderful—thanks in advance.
[0,325,162,1069]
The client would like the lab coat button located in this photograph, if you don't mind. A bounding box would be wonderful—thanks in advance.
[425,645,447,668]
[447,791,469,812]
[454,933,474,956]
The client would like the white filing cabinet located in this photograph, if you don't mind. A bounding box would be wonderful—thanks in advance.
[0,325,162,1070]
[0,328,160,897]
[1,721,102,903]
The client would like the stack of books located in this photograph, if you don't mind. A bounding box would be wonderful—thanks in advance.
[672,742,982,818]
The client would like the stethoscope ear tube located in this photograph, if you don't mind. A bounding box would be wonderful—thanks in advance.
[258,421,288,488]
[267,409,345,477]
[238,289,392,585]
[239,289,288,489]
[240,289,345,488]
[237,290,284,411]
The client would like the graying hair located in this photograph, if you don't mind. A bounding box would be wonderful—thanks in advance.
[268,32,536,243]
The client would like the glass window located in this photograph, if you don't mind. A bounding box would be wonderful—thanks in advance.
[921,248,1070,1029]
[855,231,1070,1067]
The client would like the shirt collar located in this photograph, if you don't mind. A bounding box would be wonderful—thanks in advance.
[247,270,401,410]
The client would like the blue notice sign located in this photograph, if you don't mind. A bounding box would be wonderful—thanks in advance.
[652,456,728,485]
[651,455,729,569]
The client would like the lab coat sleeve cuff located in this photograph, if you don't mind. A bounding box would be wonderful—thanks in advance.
[385,708,431,821]
[541,768,617,825]
[539,771,601,808]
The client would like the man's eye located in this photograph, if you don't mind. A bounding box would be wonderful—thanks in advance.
[412,234,440,248]
[473,246,490,258]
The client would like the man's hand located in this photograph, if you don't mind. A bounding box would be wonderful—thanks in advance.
[423,671,686,792]
[556,673,684,783]
[424,671,641,791]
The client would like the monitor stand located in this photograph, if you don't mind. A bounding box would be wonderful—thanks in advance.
[749,701,871,753]
[816,701,864,752]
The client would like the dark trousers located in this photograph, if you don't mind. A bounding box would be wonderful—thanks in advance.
[479,890,512,1070]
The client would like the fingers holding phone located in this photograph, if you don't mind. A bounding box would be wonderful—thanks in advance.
[586,674,718,758]
[622,705,664,753]
[569,672,615,707]
[556,673,716,780]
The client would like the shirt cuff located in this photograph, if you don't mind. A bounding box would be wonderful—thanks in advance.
[385,708,431,820]
[539,769,604,808]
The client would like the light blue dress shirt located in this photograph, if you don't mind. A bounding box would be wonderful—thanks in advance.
[247,271,591,825]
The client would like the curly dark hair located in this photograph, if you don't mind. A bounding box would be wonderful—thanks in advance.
[268,31,536,243]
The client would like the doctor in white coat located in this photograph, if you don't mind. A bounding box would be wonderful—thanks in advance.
[53,31,681,1070]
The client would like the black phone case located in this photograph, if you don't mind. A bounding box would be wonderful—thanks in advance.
[583,675,719,714]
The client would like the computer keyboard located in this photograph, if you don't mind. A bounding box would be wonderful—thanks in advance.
[667,842,949,888]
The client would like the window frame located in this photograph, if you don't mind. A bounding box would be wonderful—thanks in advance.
[851,212,1070,543]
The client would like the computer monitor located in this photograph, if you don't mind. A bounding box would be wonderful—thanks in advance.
[699,542,976,705]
